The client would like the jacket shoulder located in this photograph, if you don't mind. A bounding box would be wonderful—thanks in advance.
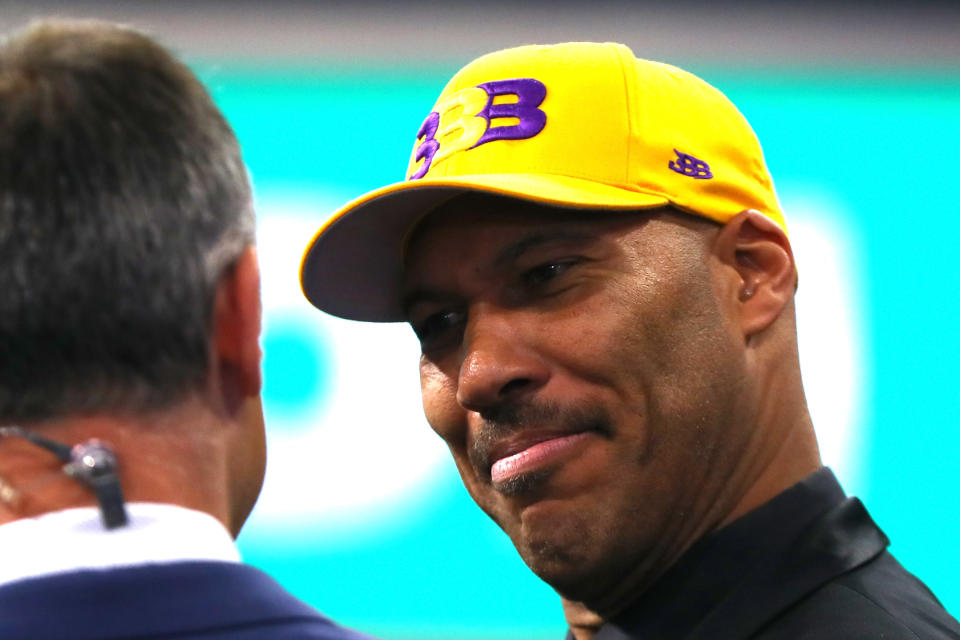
[754,552,960,640]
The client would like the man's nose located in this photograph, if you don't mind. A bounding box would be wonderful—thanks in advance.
[455,308,549,413]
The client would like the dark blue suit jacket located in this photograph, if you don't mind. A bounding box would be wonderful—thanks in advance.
[0,561,373,639]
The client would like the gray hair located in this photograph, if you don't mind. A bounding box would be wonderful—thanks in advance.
[0,19,255,421]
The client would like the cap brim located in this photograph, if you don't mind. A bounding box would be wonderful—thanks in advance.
[300,173,670,322]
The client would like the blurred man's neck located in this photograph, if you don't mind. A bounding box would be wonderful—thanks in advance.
[0,401,232,531]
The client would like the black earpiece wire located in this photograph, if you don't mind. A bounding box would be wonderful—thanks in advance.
[0,426,128,529]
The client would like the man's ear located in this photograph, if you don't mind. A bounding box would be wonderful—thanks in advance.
[213,246,262,400]
[713,210,797,337]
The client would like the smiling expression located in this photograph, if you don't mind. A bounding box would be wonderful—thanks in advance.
[402,194,754,605]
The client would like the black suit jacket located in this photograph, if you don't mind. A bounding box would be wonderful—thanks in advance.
[573,469,960,639]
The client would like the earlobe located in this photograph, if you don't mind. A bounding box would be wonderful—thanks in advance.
[213,246,263,401]
[715,210,796,337]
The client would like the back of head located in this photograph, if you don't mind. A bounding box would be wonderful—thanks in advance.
[0,19,254,422]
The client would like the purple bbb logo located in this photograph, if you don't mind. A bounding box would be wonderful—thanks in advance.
[668,149,713,179]
[408,78,547,180]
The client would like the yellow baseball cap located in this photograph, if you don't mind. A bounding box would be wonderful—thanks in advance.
[301,41,784,322]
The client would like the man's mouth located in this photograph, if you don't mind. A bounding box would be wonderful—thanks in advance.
[488,431,595,485]
[469,403,614,494]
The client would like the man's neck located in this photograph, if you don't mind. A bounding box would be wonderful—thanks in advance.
[0,406,231,531]
[563,600,605,640]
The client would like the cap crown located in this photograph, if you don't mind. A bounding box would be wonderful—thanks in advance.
[405,42,784,230]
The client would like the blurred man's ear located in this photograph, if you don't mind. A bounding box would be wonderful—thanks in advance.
[226,395,266,537]
[713,210,797,338]
[213,246,262,404]
[212,247,266,536]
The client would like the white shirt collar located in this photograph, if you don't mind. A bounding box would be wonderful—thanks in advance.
[0,502,240,587]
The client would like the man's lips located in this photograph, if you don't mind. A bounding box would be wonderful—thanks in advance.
[489,431,594,485]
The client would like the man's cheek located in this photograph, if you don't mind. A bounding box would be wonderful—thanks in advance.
[420,366,465,442]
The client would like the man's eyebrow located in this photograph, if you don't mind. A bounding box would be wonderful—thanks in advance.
[492,229,596,268]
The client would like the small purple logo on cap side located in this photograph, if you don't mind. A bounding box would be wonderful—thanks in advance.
[408,78,547,181]
[669,149,713,179]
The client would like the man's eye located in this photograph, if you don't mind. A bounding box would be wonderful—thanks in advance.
[412,309,465,347]
[522,260,577,289]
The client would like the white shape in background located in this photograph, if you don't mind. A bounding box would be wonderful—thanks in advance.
[246,196,449,536]
[787,191,866,495]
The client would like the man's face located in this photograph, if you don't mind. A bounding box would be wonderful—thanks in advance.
[402,197,753,605]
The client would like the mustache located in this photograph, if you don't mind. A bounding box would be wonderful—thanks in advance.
[469,401,614,474]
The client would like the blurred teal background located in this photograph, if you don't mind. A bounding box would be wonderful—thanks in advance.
[5,2,957,638]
